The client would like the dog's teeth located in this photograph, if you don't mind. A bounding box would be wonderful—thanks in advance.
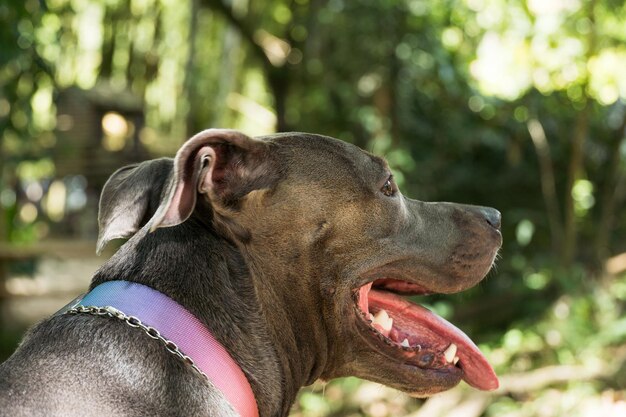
[401,338,410,348]
[368,313,374,322]
[443,343,457,363]
[373,309,389,322]
[372,309,393,332]
[453,356,459,365]
[383,317,393,332]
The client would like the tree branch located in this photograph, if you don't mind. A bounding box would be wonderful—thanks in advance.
[408,359,620,417]
[199,0,271,69]
[198,0,292,130]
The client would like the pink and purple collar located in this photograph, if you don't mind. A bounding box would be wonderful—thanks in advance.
[76,280,259,417]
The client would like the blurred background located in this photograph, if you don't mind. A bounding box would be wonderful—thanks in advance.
[1,0,626,415]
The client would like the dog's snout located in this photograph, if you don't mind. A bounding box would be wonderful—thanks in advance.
[480,207,501,230]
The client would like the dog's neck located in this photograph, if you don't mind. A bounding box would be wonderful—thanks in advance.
[245,252,330,379]
[93,218,328,417]
[235,227,333,415]
[76,280,258,416]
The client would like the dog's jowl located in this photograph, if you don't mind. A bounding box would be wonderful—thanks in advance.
[0,129,502,417]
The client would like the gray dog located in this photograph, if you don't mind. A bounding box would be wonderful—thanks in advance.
[0,129,502,416]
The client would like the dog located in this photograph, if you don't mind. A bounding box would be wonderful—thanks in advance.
[0,129,502,416]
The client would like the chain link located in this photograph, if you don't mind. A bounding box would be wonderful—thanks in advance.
[67,305,208,381]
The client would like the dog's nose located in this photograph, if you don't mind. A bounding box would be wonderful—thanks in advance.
[480,207,501,230]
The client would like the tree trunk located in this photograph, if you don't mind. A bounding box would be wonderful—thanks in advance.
[527,118,563,255]
[594,116,626,271]
[561,0,596,268]
[266,66,290,132]
[184,0,199,137]
[561,106,589,267]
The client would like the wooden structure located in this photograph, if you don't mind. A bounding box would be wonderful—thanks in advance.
[54,84,149,190]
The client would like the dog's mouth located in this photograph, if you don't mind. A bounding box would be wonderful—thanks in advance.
[353,278,498,391]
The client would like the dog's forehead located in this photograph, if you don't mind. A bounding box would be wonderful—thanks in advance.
[259,132,388,180]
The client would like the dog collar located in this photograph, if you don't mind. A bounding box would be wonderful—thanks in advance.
[73,280,259,417]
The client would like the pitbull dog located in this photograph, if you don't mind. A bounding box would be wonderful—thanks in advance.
[0,129,502,416]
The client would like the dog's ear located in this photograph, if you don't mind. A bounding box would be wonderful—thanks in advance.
[96,158,173,254]
[96,129,276,253]
[150,128,277,231]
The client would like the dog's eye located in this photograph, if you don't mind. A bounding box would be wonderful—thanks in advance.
[381,177,396,197]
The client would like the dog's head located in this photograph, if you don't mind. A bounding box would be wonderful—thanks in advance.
[98,129,501,397]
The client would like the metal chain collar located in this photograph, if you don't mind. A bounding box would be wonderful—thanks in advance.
[66,305,209,381]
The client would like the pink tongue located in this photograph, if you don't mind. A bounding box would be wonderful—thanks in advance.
[368,289,499,391]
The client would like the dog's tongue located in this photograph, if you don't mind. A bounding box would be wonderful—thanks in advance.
[368,289,499,391]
